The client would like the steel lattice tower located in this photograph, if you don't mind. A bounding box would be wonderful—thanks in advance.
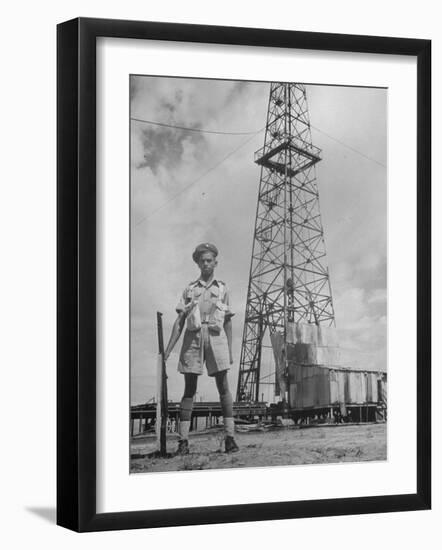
[236,83,336,403]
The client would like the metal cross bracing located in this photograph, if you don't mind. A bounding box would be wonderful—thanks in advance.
[236,82,336,403]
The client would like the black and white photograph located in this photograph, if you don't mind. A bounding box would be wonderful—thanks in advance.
[129,76,388,473]
[0,0,435,543]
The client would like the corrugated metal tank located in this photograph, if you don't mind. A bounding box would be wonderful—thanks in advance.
[288,364,387,410]
[273,323,387,413]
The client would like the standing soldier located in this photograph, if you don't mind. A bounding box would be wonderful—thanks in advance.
[164,243,239,455]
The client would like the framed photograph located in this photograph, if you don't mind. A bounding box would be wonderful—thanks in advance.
[57,17,431,532]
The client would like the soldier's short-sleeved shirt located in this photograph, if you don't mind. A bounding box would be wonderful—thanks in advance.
[175,278,234,376]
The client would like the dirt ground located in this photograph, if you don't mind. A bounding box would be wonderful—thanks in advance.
[130,423,387,473]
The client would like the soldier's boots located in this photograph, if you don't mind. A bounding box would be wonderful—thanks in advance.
[176,439,189,455]
[176,437,238,455]
[224,435,239,454]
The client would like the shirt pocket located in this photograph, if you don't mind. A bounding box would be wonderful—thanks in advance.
[208,300,227,334]
[210,286,220,301]
[193,287,203,298]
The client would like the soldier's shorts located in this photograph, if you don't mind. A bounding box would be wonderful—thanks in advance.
[178,324,230,377]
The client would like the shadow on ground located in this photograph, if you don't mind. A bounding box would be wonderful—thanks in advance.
[26,507,56,524]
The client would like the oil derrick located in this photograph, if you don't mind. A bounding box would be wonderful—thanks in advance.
[236,83,336,403]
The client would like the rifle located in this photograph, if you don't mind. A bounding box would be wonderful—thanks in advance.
[156,312,169,457]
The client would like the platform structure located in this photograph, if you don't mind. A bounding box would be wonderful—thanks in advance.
[130,401,268,436]
[237,83,336,404]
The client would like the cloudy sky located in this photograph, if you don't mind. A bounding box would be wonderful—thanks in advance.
[130,76,387,405]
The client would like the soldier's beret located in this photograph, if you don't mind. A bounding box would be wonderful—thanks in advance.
[192,242,218,263]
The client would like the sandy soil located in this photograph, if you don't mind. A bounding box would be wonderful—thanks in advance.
[130,423,387,473]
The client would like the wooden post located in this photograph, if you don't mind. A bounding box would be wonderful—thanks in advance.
[157,312,168,457]
[365,373,369,422]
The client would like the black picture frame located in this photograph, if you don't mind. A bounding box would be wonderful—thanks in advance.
[57,17,431,532]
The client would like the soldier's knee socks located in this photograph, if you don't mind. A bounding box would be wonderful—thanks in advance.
[179,420,191,441]
[223,416,235,437]
[220,390,233,418]
[179,397,194,441]
[180,397,193,421]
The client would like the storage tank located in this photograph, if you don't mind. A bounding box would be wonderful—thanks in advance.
[271,322,387,422]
